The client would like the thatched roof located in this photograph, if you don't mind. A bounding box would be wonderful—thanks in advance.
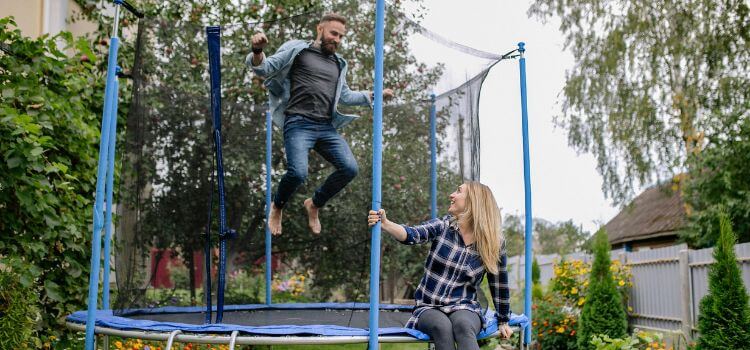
[605,184,686,245]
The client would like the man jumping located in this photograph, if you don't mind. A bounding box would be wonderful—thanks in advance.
[248,13,393,235]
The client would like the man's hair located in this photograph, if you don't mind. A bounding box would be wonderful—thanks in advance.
[320,13,347,26]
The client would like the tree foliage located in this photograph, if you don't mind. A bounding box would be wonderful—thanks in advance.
[682,115,750,247]
[0,17,104,340]
[528,0,750,205]
[0,258,40,349]
[502,214,526,257]
[536,218,589,255]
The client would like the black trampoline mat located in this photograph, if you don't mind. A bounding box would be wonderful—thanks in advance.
[128,309,412,328]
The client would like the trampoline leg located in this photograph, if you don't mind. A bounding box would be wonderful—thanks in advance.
[165,330,182,349]
[228,330,239,349]
[103,335,109,350]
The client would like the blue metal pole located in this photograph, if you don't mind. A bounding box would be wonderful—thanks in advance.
[101,75,120,310]
[429,93,437,219]
[265,107,272,305]
[518,42,533,345]
[368,0,386,348]
[84,14,121,350]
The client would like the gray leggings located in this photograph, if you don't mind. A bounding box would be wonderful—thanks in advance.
[416,309,482,350]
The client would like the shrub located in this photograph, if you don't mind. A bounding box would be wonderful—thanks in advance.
[271,271,313,303]
[0,17,105,341]
[532,257,544,301]
[576,230,628,350]
[695,210,750,349]
[590,329,669,350]
[0,258,40,349]
[551,258,631,309]
[225,269,264,305]
[534,291,579,350]
[532,257,541,284]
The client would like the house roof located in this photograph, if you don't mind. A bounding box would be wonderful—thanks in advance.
[605,184,686,245]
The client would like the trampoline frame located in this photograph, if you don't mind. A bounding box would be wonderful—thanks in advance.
[66,322,525,348]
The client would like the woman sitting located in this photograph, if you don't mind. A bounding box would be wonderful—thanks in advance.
[367,181,513,350]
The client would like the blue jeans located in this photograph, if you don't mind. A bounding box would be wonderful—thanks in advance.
[273,115,358,209]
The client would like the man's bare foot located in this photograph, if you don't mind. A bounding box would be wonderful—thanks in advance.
[268,203,283,235]
[303,198,321,234]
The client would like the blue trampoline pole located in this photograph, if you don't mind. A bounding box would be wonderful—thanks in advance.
[84,6,121,349]
[518,42,533,346]
[368,0,386,348]
[265,107,272,305]
[429,93,437,219]
[101,76,120,310]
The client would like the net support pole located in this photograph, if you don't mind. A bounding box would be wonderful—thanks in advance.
[84,5,121,350]
[206,25,231,323]
[368,0,386,348]
[429,93,437,219]
[518,42,533,345]
[265,106,273,305]
[101,76,120,310]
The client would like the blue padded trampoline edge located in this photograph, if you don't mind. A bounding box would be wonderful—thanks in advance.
[66,305,529,340]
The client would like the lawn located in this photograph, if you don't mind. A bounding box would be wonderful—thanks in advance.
[57,335,513,349]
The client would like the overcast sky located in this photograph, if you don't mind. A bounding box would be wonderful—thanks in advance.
[404,0,621,233]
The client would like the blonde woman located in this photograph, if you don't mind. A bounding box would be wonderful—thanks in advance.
[367,182,513,350]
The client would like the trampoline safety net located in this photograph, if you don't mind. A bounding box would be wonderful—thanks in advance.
[105,1,508,330]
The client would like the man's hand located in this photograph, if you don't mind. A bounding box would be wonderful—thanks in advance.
[383,88,394,100]
[251,32,268,51]
[371,88,395,101]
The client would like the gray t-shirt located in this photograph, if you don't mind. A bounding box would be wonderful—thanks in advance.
[284,46,340,121]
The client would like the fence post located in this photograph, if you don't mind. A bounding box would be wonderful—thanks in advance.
[679,249,693,342]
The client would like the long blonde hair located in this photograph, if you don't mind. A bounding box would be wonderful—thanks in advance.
[459,182,503,274]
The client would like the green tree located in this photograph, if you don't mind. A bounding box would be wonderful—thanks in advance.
[528,0,750,205]
[503,214,526,257]
[532,257,541,284]
[536,218,589,255]
[682,115,750,247]
[531,257,543,301]
[0,17,104,341]
[695,210,750,349]
[576,230,627,350]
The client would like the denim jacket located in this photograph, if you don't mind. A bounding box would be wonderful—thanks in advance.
[246,40,372,129]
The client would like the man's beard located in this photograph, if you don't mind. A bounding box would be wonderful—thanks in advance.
[320,38,338,55]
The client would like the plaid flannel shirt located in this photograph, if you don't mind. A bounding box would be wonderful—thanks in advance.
[399,215,510,329]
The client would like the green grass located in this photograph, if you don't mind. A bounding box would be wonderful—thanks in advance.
[252,344,429,349]
[59,337,431,349]
[57,335,516,349]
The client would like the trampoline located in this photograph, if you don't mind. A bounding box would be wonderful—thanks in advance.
[71,1,535,349]
[67,303,528,346]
